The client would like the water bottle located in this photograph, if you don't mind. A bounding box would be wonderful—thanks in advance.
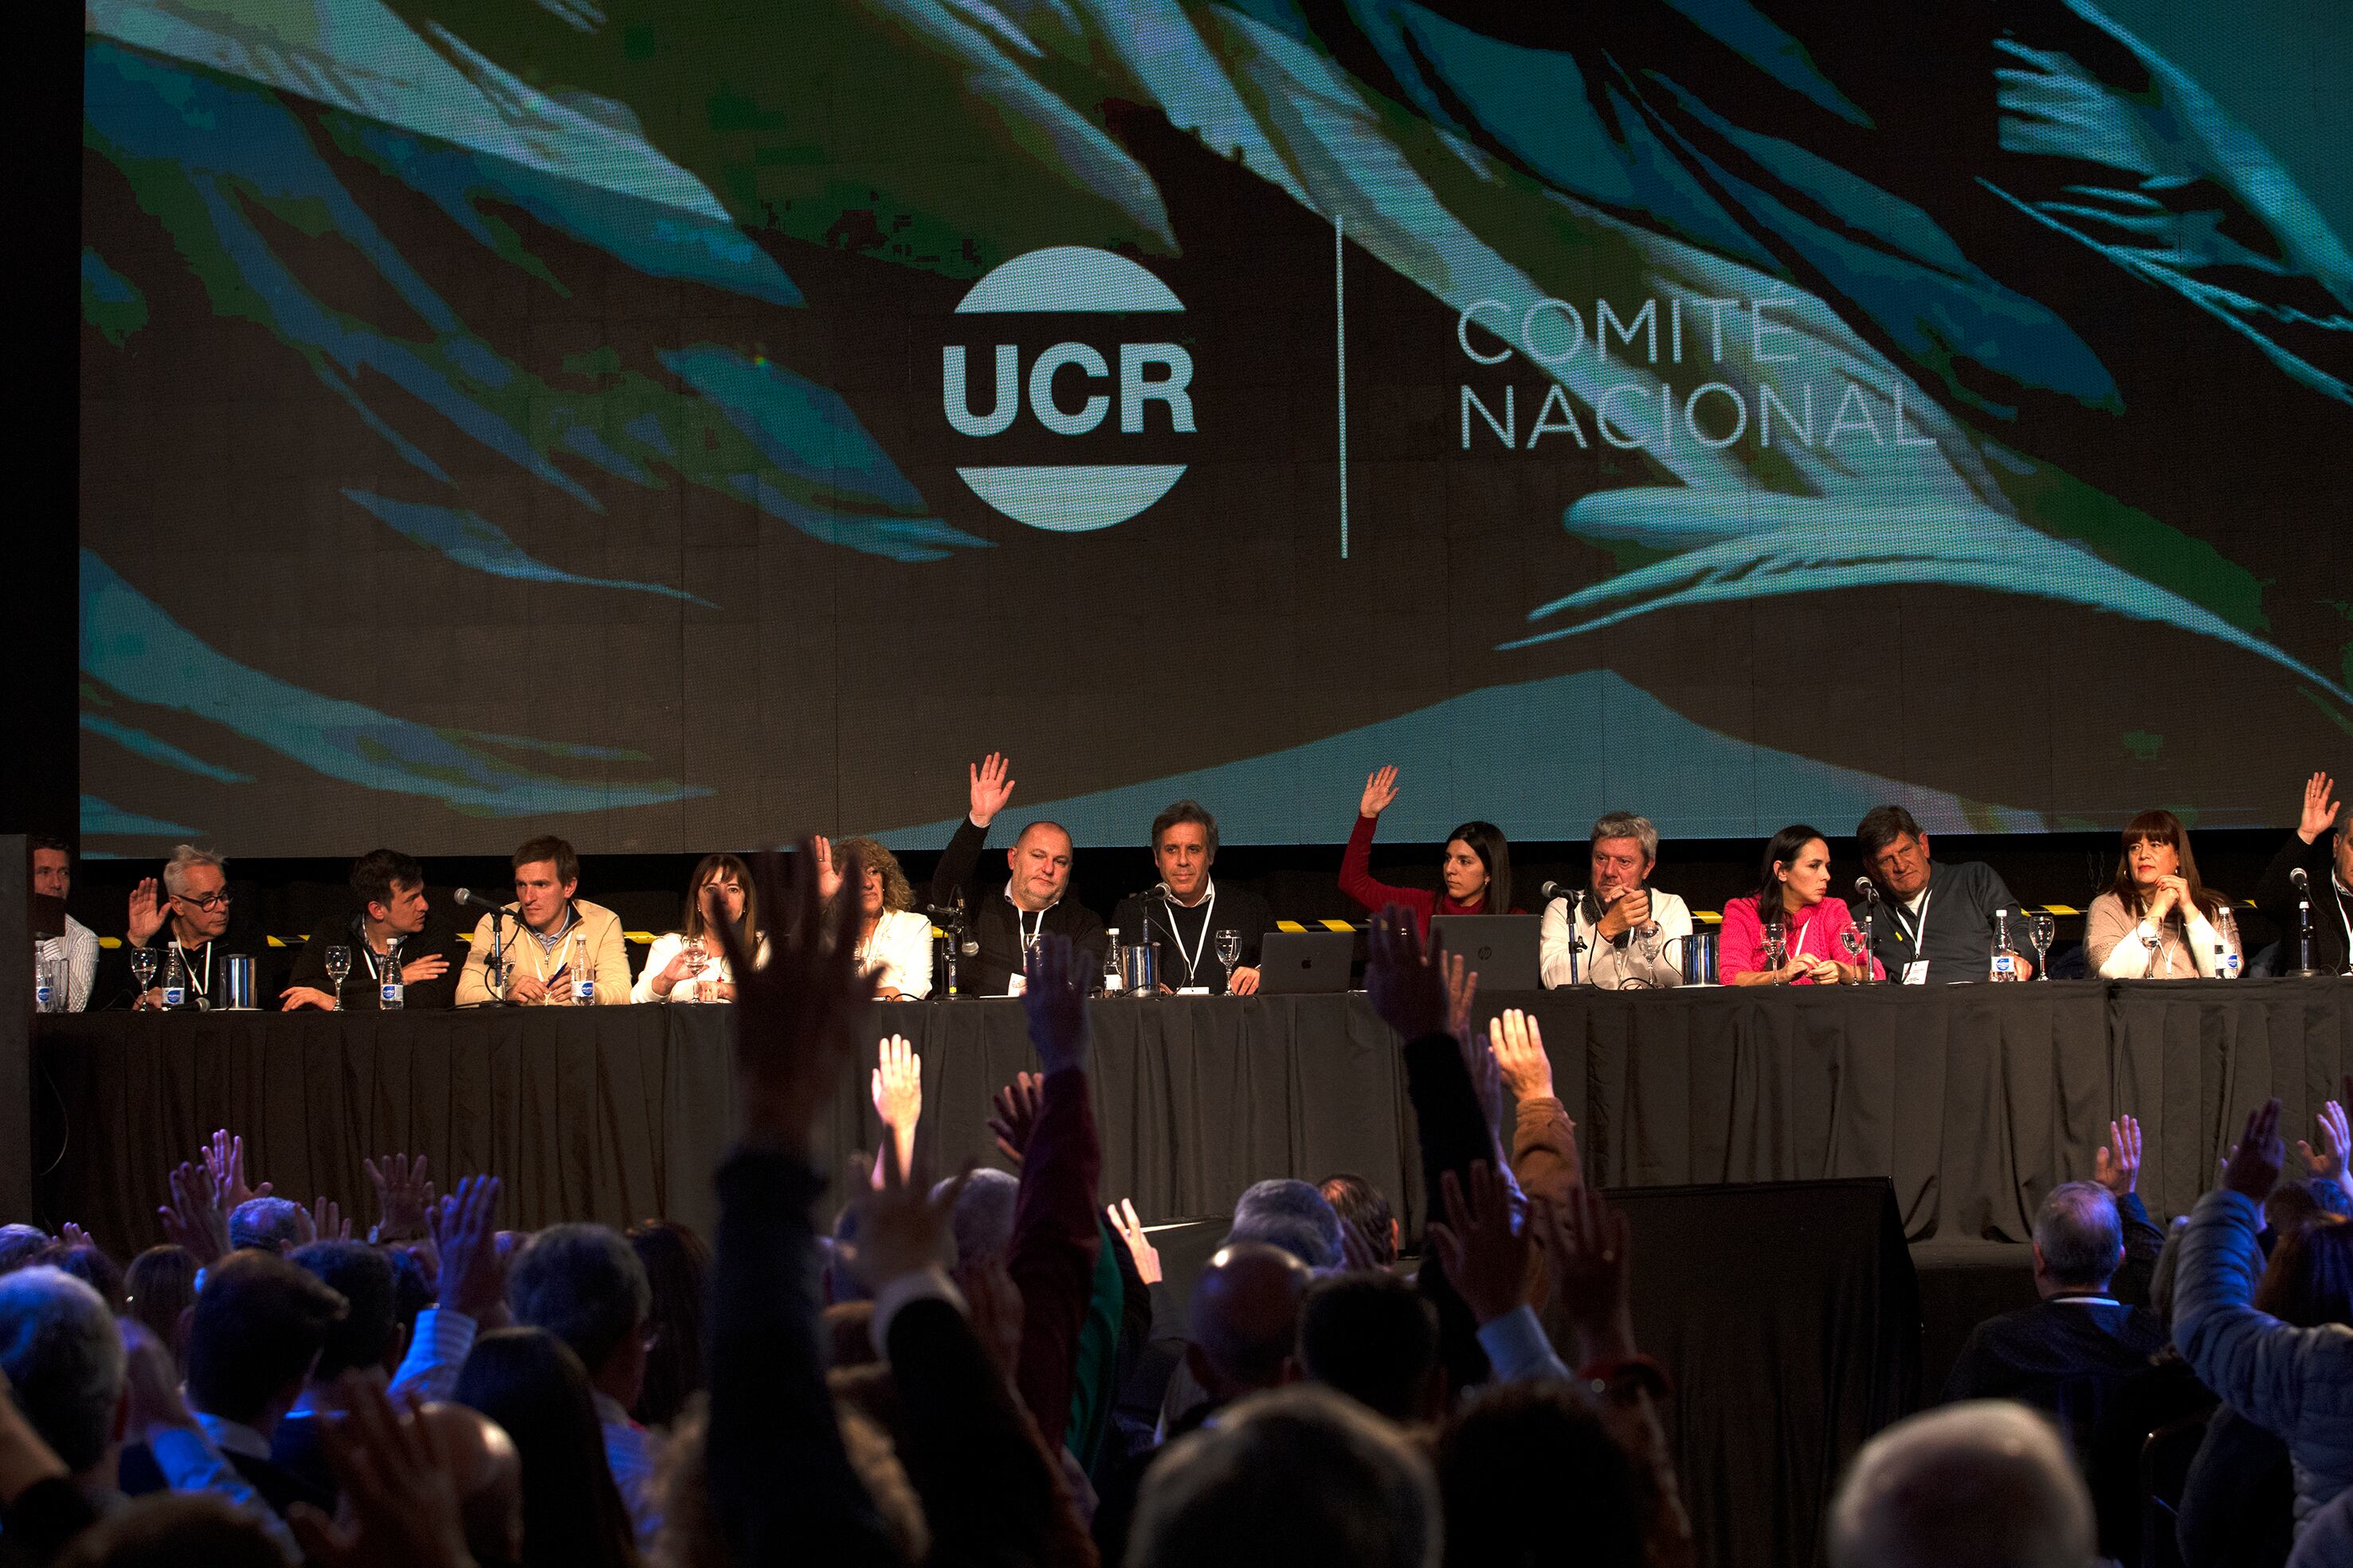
[380,936,406,1009]
[570,929,595,1004]
[33,955,54,1014]
[162,945,187,1009]
[1990,910,2019,982]
[1102,930,1125,995]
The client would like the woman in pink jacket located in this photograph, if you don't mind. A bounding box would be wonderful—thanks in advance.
[1722,824,1880,985]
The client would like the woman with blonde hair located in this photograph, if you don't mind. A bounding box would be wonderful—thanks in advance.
[823,834,934,999]
[633,853,763,1002]
[2084,810,2230,978]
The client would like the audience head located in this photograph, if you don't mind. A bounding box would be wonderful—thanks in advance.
[2265,1180,2327,1241]
[681,852,758,949]
[1131,1383,1441,1568]
[227,1197,305,1255]
[0,1225,53,1275]
[184,1250,347,1429]
[0,1268,127,1478]
[123,1246,198,1370]
[1316,1173,1398,1266]
[1186,1242,1314,1405]
[1296,1272,1440,1424]
[58,1493,284,1568]
[1229,1178,1343,1270]
[1005,821,1075,912]
[454,1328,637,1568]
[289,1240,401,1380]
[1589,811,1658,902]
[349,848,429,937]
[626,1220,710,1429]
[1829,1401,2093,1568]
[1758,825,1833,915]
[160,845,233,943]
[1442,821,1509,911]
[834,836,916,924]
[31,833,73,900]
[947,1169,1021,1265]
[49,1244,126,1311]
[2253,1213,2353,1327]
[2108,809,2218,919]
[1151,800,1221,903]
[505,1223,652,1406]
[415,1401,527,1568]
[385,1244,434,1336]
[1856,806,1931,900]
[2030,1182,2124,1296]
[1438,1379,1645,1568]
[510,835,580,934]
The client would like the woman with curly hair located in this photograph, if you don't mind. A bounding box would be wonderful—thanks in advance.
[826,834,934,999]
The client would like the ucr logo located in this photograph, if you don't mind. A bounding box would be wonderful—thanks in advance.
[943,246,1193,532]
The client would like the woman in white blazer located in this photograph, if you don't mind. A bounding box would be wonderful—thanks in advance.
[831,834,935,999]
[633,853,765,1002]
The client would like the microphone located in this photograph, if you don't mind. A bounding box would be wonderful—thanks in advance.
[1854,876,1879,905]
[1539,880,1582,905]
[453,887,511,918]
[2291,867,2311,895]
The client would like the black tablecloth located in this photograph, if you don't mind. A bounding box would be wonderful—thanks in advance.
[32,982,2353,1264]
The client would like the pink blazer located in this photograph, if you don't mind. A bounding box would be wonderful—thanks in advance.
[1720,895,1884,982]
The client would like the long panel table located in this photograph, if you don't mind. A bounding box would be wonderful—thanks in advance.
[30,980,2353,1264]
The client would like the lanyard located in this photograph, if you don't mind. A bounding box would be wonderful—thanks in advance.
[1891,888,1931,952]
[357,931,400,984]
[170,940,211,1001]
[524,909,577,982]
[1159,886,1216,984]
[1786,913,1810,961]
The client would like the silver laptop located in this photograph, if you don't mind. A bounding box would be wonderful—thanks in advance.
[1428,914,1542,991]
[1257,930,1356,994]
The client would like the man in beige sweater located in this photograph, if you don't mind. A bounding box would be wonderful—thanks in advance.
[456,834,633,1005]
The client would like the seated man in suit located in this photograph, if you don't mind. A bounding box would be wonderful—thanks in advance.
[182,1251,349,1524]
[280,849,461,1010]
[1110,800,1274,994]
[1942,1123,2164,1458]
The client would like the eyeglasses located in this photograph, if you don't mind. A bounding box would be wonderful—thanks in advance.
[174,891,233,911]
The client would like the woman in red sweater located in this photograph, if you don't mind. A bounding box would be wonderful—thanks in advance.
[1338,765,1517,939]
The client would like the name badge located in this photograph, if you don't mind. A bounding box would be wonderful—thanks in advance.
[1901,962,1929,986]
[1177,986,1212,996]
[1006,974,1027,997]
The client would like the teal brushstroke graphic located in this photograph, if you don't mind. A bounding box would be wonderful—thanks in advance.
[80,248,147,344]
[80,550,708,816]
[80,797,202,841]
[343,489,716,606]
[80,714,254,784]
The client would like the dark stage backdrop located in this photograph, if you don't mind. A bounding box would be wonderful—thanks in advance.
[77,1,2353,859]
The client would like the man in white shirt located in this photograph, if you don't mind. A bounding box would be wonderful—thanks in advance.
[31,833,96,1011]
[1539,812,1692,990]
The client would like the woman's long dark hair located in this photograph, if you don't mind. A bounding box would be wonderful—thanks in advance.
[1445,821,1511,913]
[453,1328,641,1568]
[626,1221,709,1429]
[2253,1217,2353,1327]
[680,853,759,951]
[2104,809,2224,921]
[1754,825,1829,919]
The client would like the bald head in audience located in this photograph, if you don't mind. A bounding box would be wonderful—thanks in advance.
[1185,1242,1313,1406]
[1829,1401,2094,1568]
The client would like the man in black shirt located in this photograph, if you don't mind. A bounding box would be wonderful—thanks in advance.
[115,845,280,1009]
[1849,806,2035,982]
[2254,770,2351,975]
[1110,801,1274,994]
[930,751,1106,995]
[280,849,462,1010]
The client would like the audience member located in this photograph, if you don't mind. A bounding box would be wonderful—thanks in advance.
[1723,825,1877,984]
[1110,801,1275,994]
[929,752,1107,995]
[274,1240,400,1495]
[225,1200,304,1256]
[453,1327,641,1568]
[280,849,458,1011]
[830,834,935,1000]
[1829,1401,2095,1568]
[0,1229,53,1276]
[1339,765,1515,939]
[2085,809,2231,978]
[2256,770,2351,976]
[456,835,631,1005]
[1181,1244,1312,1422]
[53,1495,284,1568]
[504,1223,663,1551]
[117,845,276,1010]
[1849,804,2036,982]
[1542,810,1692,989]
[634,853,760,1004]
[179,1250,347,1523]
[626,1222,709,1430]
[0,1269,126,1515]
[120,1249,195,1375]
[1439,1381,1646,1568]
[1317,1174,1399,1267]
[1296,1272,1441,1425]
[414,1401,526,1568]
[30,834,96,1013]
[1227,1178,1343,1270]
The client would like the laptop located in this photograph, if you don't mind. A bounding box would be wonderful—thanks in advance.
[1257,930,1357,994]
[1428,914,1542,991]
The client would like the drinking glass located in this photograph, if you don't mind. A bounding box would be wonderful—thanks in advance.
[2029,915,2056,982]
[1214,928,1241,990]
[323,945,351,1012]
[1840,927,1869,978]
[128,946,158,1009]
[1763,923,1787,974]
[680,945,710,1002]
[1636,923,1663,965]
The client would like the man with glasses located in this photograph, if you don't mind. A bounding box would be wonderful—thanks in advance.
[119,843,278,1009]
[1849,805,2033,982]
[1540,811,1692,989]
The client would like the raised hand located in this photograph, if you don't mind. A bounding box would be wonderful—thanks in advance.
[117,1319,196,1441]
[1594,888,1651,941]
[1367,904,1447,1042]
[1448,951,1502,1132]
[1020,933,1092,1077]
[59,1222,90,1250]
[1359,765,1401,818]
[844,1147,970,1295]
[308,1198,351,1244]
[814,835,844,901]
[988,1072,1044,1165]
[126,878,167,947]
[871,1034,923,1183]
[1106,1198,1162,1284]
[158,1161,229,1266]
[1489,1010,1555,1102]
[2222,1099,2286,1201]
[713,838,877,1148]
[2300,771,2342,844]
[206,1129,270,1209]
[1426,1160,1531,1327]
[285,1373,476,1568]
[2093,1115,2142,1198]
[1336,1213,1388,1274]
[1531,1182,1637,1366]
[365,1152,436,1243]
[429,1174,504,1321]
[2300,1100,2351,1182]
[969,752,1017,828]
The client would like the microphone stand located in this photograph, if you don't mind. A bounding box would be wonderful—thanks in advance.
[1855,880,1882,984]
[486,907,517,1005]
[2294,886,2322,978]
